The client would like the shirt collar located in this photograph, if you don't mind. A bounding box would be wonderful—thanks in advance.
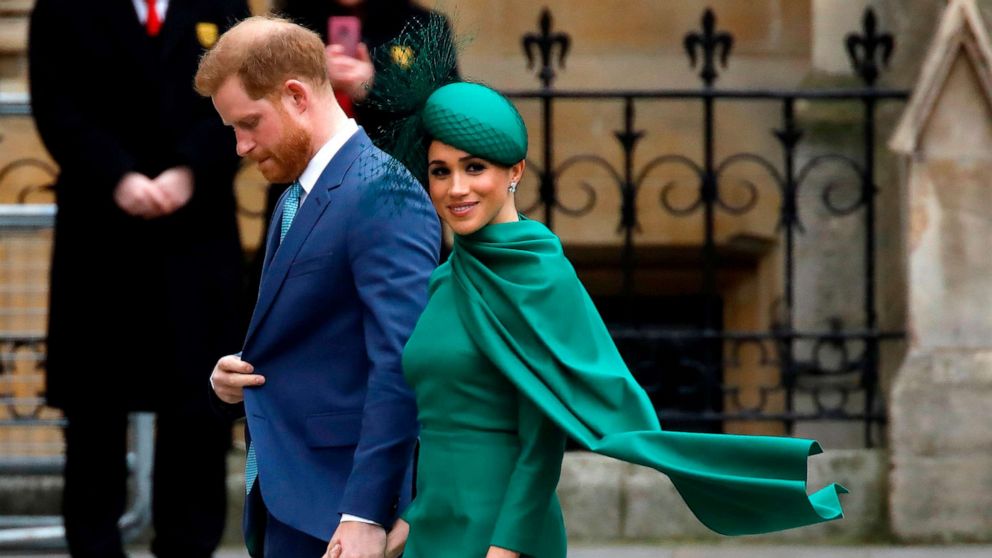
[298,119,360,195]
[132,0,169,23]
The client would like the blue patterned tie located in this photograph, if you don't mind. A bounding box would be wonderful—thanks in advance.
[245,181,304,494]
[245,443,258,495]
[279,181,304,242]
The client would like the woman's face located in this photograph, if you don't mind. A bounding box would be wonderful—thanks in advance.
[427,141,524,236]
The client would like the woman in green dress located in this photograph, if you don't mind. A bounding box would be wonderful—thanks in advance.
[358,81,845,558]
[396,83,568,558]
[339,17,846,558]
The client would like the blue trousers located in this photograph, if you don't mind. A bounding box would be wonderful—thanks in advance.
[245,478,329,558]
[265,510,328,558]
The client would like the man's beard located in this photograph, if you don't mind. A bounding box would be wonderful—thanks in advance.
[257,115,311,184]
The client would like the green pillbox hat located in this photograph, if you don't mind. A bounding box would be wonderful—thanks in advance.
[422,82,528,166]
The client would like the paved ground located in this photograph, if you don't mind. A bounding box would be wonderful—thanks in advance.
[565,546,992,558]
[5,545,992,557]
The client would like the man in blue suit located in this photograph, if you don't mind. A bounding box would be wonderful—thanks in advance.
[195,16,439,558]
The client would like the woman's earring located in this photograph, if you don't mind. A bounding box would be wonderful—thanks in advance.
[508,181,518,193]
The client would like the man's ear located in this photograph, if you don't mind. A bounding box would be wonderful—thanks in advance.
[282,79,310,114]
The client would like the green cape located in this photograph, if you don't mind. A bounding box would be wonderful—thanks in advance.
[448,218,847,536]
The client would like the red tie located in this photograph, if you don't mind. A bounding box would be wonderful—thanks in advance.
[146,0,161,37]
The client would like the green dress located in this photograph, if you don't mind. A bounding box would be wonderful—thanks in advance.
[401,218,845,558]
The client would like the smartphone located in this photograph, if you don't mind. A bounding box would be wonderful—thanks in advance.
[328,16,361,57]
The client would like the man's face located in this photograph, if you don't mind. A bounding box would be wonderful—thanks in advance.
[212,76,311,183]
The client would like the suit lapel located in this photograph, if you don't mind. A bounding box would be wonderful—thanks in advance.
[258,187,288,281]
[111,0,154,68]
[242,131,372,349]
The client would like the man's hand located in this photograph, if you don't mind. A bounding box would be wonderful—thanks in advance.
[325,42,375,101]
[152,166,194,215]
[113,172,170,218]
[209,354,264,404]
[324,521,386,558]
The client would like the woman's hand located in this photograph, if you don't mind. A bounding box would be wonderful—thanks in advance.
[485,546,520,558]
[385,518,409,558]
[325,42,375,101]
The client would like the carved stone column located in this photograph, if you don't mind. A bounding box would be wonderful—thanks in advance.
[888,0,992,542]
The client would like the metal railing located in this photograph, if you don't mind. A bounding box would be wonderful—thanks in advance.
[0,7,909,463]
[0,204,154,548]
[502,8,909,446]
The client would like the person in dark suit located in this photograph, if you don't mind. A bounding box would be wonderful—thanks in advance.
[248,0,458,318]
[28,1,250,556]
[197,16,438,558]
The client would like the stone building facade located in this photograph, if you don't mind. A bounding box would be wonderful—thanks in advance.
[888,0,992,542]
[2,0,991,545]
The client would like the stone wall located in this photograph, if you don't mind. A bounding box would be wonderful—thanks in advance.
[0,1,29,92]
[1,2,906,446]
[888,0,992,543]
[558,450,887,543]
[10,0,988,545]
[0,447,889,546]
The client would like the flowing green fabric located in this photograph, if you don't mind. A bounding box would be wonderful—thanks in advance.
[448,218,847,536]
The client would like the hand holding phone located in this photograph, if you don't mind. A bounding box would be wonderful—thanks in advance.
[325,15,373,102]
[328,16,361,58]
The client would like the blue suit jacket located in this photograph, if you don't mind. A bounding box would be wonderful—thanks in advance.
[240,129,439,541]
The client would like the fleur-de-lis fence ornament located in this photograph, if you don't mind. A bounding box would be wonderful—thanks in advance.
[523,8,571,88]
[683,9,734,87]
[845,8,894,87]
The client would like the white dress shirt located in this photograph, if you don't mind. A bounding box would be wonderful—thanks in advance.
[294,118,374,527]
[132,0,169,24]
[297,118,360,205]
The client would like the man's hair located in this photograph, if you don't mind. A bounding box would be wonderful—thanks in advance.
[195,15,329,99]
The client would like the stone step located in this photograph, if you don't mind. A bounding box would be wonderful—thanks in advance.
[0,448,887,548]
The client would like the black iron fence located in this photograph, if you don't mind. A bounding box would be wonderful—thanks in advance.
[0,7,908,447]
[504,8,908,446]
